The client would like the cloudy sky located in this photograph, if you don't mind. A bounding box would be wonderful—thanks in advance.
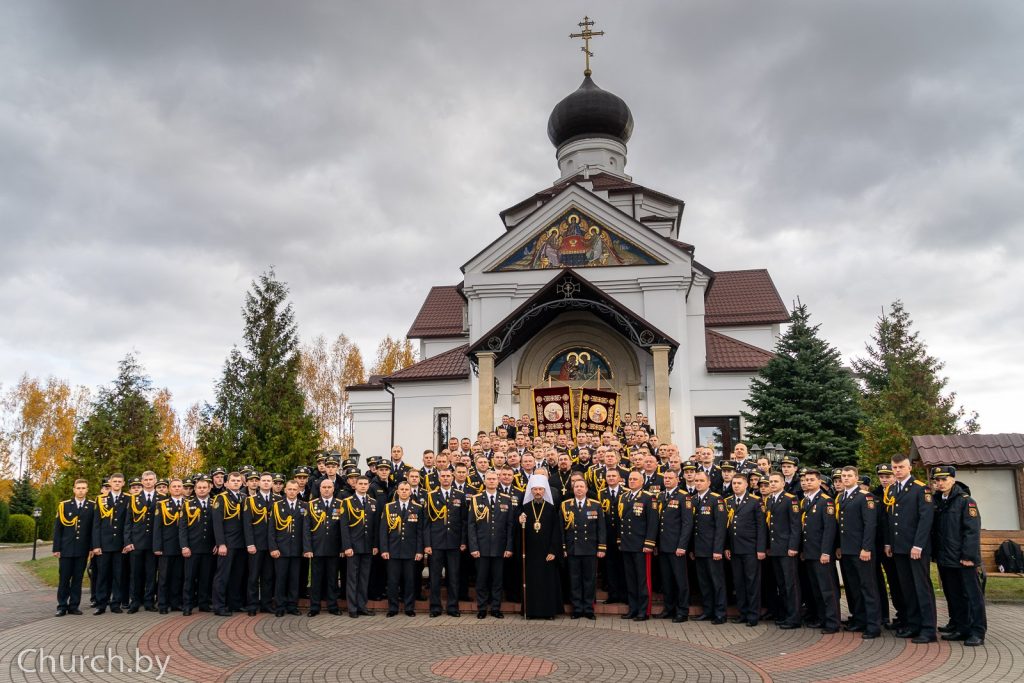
[1,1,1021,432]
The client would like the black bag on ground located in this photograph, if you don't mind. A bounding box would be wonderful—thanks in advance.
[994,539,1024,573]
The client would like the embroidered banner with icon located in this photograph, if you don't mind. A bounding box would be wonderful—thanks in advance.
[533,387,574,437]
[577,389,618,435]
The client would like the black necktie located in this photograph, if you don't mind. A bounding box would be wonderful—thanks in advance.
[443,491,449,502]
[489,496,495,507]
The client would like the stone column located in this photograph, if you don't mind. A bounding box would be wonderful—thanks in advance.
[651,345,672,440]
[478,352,496,434]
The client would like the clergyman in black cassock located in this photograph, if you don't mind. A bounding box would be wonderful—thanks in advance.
[519,476,562,619]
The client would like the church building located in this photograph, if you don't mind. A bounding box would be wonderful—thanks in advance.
[349,55,789,466]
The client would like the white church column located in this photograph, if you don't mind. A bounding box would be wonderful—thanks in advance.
[651,345,672,439]
[478,352,496,433]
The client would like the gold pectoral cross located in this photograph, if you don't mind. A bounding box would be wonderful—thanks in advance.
[569,16,605,77]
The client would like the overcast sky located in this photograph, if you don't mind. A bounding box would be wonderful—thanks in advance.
[2,1,1021,432]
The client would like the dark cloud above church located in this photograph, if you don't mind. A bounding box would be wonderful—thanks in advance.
[1,0,1021,429]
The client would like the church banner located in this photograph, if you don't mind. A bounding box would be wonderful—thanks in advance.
[577,389,618,435]
[533,387,574,437]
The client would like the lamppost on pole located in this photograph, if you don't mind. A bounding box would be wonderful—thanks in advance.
[31,507,42,561]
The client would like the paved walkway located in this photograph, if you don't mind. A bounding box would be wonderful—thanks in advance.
[0,547,1021,682]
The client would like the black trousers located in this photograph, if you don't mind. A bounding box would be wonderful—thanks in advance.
[247,550,275,611]
[119,554,132,607]
[57,555,87,610]
[429,549,460,612]
[475,555,504,611]
[183,552,214,610]
[568,555,597,616]
[298,556,311,598]
[87,555,97,603]
[771,555,800,625]
[157,555,184,610]
[274,555,301,611]
[893,553,936,638]
[212,547,246,611]
[876,551,905,624]
[93,550,123,609]
[129,549,158,608]
[806,558,841,631]
[309,556,339,611]
[458,547,474,600]
[938,564,987,639]
[622,551,650,617]
[658,551,689,618]
[387,557,417,613]
[840,554,880,634]
[730,553,761,622]
[602,545,627,602]
[695,556,726,619]
[346,554,372,614]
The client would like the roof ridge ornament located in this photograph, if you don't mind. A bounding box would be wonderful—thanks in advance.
[556,278,581,299]
[569,16,604,77]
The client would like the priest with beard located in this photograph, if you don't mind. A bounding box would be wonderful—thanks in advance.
[518,475,563,619]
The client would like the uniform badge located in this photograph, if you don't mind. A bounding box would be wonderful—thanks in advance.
[633,503,644,516]
[717,501,725,512]
[668,500,679,508]
[826,504,835,515]
[408,514,418,522]
[500,504,509,511]
[211,500,220,509]
[587,511,598,519]
[924,493,933,503]
[866,499,875,509]
[451,499,461,506]
[685,499,692,509]
[968,507,978,517]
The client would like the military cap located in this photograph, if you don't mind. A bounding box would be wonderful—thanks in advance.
[240,464,254,472]
[931,465,956,479]
[315,452,327,463]
[183,477,194,487]
[194,473,211,483]
[293,466,311,477]
[800,466,820,477]
[858,475,872,486]
[245,471,260,481]
[831,468,844,479]
[342,457,357,469]
[211,466,227,476]
[101,478,110,486]
[720,461,736,471]
[156,478,169,487]
[780,454,800,466]
[129,476,142,485]
[757,478,771,487]
[875,463,894,476]
[343,466,360,478]
[376,460,393,471]
[325,454,341,466]
[366,455,382,466]
[681,462,697,471]
[272,473,286,484]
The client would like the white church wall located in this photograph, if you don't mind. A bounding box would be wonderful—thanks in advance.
[419,337,467,360]
[348,389,394,464]
[392,379,472,467]
[708,325,776,352]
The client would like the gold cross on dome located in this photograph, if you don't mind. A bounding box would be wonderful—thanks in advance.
[569,16,605,77]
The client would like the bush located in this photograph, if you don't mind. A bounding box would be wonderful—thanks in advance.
[0,498,9,540]
[4,514,36,543]
[36,489,58,542]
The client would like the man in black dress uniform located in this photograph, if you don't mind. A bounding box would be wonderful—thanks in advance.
[725,472,765,626]
[153,478,186,613]
[341,475,379,618]
[243,472,277,616]
[424,468,466,617]
[598,468,628,605]
[766,472,802,629]
[211,471,247,615]
[179,475,215,615]
[691,470,727,624]
[800,468,841,634]
[618,471,657,621]
[269,479,305,617]
[467,471,514,619]
[656,470,693,623]
[837,466,881,639]
[303,478,343,616]
[562,478,605,620]
[91,472,129,614]
[380,482,424,617]
[53,479,95,616]
[124,470,160,613]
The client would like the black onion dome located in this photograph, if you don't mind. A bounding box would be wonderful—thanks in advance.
[546,75,634,148]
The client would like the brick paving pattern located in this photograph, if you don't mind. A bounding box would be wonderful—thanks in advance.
[1,547,1022,682]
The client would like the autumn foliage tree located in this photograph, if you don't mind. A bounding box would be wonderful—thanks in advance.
[369,335,416,377]
[298,334,366,453]
[154,389,204,477]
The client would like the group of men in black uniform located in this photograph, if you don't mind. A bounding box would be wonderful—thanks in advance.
[51,429,987,646]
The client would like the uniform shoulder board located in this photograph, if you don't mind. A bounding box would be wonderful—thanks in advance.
[561,499,571,509]
[411,500,423,508]
[749,494,761,500]
[724,495,735,502]
[586,497,600,506]
[60,498,72,506]
[914,479,926,487]
[784,493,796,499]
[863,492,874,499]
[710,492,722,498]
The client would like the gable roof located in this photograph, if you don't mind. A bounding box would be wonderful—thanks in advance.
[911,434,1024,467]
[705,330,775,372]
[704,269,789,326]
[386,344,470,383]
[407,285,466,339]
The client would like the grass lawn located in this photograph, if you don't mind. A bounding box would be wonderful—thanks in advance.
[19,556,90,588]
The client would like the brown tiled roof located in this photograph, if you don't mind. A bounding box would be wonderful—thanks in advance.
[386,344,469,383]
[911,434,1024,467]
[407,285,466,339]
[705,330,774,372]
[704,270,789,326]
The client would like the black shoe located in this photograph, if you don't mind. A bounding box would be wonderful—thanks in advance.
[430,611,442,618]
[654,611,673,619]
[621,613,636,620]
[109,606,122,614]
[896,629,917,638]
[633,615,648,622]
[843,624,865,632]
[274,610,284,617]
[965,636,984,647]
[386,611,398,618]
[198,607,212,613]
[862,632,880,640]
[328,608,341,616]
[307,610,319,617]
[584,613,596,620]
[288,608,301,615]
[730,617,744,624]
[143,606,157,612]
[159,608,169,615]
[805,620,822,629]
[215,610,233,617]
[405,610,416,617]
[778,623,800,630]
[821,627,840,634]
[127,606,140,614]
[477,611,486,619]
[491,611,504,619]
[93,608,106,615]
[942,633,968,641]
[911,635,937,644]
[694,614,712,622]
[55,609,67,617]
[447,610,460,617]
[674,615,689,623]
[746,621,759,627]
[247,610,257,616]
[711,617,727,625]
[570,613,581,619]
[938,622,957,634]
[182,608,193,616]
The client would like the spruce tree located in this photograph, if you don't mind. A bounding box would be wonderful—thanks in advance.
[9,475,37,516]
[741,302,862,467]
[854,300,979,475]
[199,270,319,474]
[68,354,165,484]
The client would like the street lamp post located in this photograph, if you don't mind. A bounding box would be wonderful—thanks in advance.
[31,507,42,561]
